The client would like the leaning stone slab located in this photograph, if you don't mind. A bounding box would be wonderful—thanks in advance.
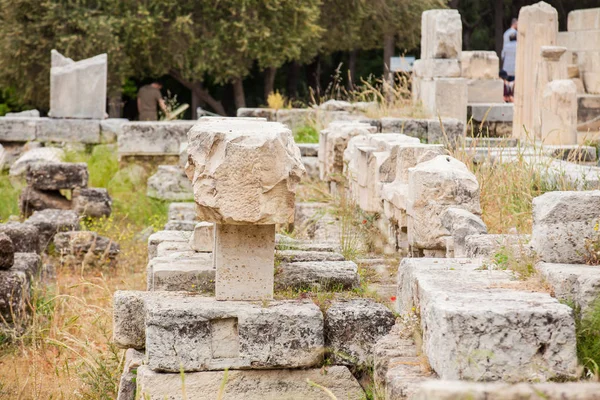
[9,147,65,177]
[147,230,192,260]
[412,380,600,400]
[325,299,395,366]
[118,121,197,156]
[116,348,144,400]
[147,254,214,292]
[113,290,147,349]
[36,119,101,143]
[145,294,324,372]
[0,223,41,254]
[147,165,193,201]
[50,50,107,119]
[25,209,80,251]
[26,162,88,190]
[397,258,578,382]
[72,188,112,218]
[441,207,487,257]
[0,117,38,142]
[136,365,364,400]
[538,262,600,317]
[276,250,345,263]
[531,191,600,264]
[275,261,359,291]
[185,118,305,224]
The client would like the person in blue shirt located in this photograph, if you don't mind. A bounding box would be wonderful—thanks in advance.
[501,18,518,81]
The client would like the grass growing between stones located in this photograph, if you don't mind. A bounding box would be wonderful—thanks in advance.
[0,171,20,221]
[0,145,167,399]
[294,124,319,144]
[573,298,600,380]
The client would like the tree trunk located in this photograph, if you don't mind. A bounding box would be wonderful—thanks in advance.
[191,89,200,119]
[232,77,246,109]
[494,0,504,59]
[383,33,395,83]
[264,67,277,101]
[287,61,299,100]
[168,69,226,116]
[347,49,357,91]
[108,93,122,118]
[307,55,321,100]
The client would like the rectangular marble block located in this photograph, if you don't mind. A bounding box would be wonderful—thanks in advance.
[215,224,275,301]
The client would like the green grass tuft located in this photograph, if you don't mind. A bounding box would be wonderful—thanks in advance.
[574,297,600,378]
[293,125,319,144]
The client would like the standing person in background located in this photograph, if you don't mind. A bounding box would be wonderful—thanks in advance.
[137,81,169,121]
[501,18,518,81]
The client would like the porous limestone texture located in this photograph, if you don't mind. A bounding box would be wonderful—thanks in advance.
[397,258,578,382]
[531,191,600,264]
[136,365,364,400]
[147,165,193,201]
[116,348,144,400]
[188,222,214,252]
[275,261,359,291]
[441,207,487,257]
[147,230,192,260]
[0,268,29,322]
[49,50,107,119]
[25,209,80,251]
[168,202,196,222]
[417,78,468,125]
[113,290,146,349]
[0,117,37,142]
[145,295,324,372]
[26,162,88,190]
[538,262,600,316]
[72,188,112,218]
[155,241,192,258]
[541,79,578,145]
[325,299,395,366]
[0,233,15,270]
[421,9,462,59]
[147,254,214,292]
[0,223,41,254]
[461,51,500,79]
[118,121,197,156]
[407,155,480,251]
[163,220,196,231]
[412,380,600,400]
[9,147,65,177]
[214,224,275,301]
[11,252,41,279]
[36,118,101,143]
[465,234,532,258]
[186,118,305,224]
[276,250,345,263]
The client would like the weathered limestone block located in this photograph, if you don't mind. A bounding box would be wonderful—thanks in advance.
[407,155,480,251]
[427,118,465,145]
[468,103,514,122]
[531,191,600,264]
[275,261,359,291]
[136,365,364,400]
[579,51,600,94]
[0,223,41,253]
[113,290,146,349]
[541,80,578,145]
[466,79,504,104]
[0,233,15,270]
[155,241,192,258]
[276,108,315,130]
[118,121,197,156]
[19,187,71,217]
[461,51,500,79]
[12,253,42,279]
[53,231,119,260]
[186,118,305,224]
[25,209,80,251]
[147,254,214,292]
[568,8,600,31]
[147,230,191,260]
[325,299,395,366]
[421,9,462,60]
[397,258,578,382]
[513,2,559,141]
[302,156,318,180]
[0,144,5,171]
[298,143,319,157]
[145,295,324,371]
[26,162,88,190]
[412,380,600,400]
[5,110,40,118]
[167,202,196,222]
[116,348,144,400]
[276,250,344,263]
[236,107,276,120]
[0,117,37,142]
[538,262,600,317]
[50,50,107,119]
[465,234,531,258]
[380,118,428,139]
[321,122,376,182]
[188,222,214,252]
[36,119,101,143]
[441,207,487,257]
[9,147,64,177]
[417,78,468,124]
[72,188,112,218]
[413,59,461,79]
[0,269,29,323]
[275,235,339,253]
[214,224,275,301]
[100,118,127,143]
[163,220,196,231]
[147,165,193,201]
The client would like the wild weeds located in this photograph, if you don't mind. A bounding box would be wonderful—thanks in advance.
[572,298,600,380]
